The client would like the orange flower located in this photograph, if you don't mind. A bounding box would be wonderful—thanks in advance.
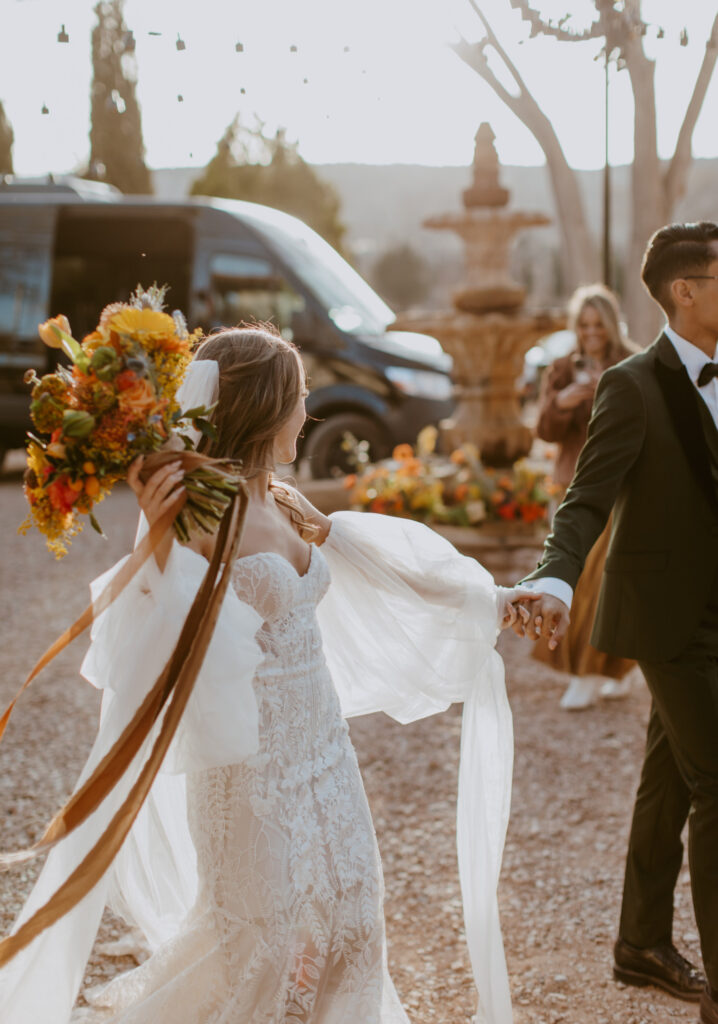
[343,473,357,490]
[84,476,101,498]
[497,501,518,520]
[392,443,414,462]
[118,377,159,417]
[453,483,469,502]
[38,315,71,349]
[449,449,466,465]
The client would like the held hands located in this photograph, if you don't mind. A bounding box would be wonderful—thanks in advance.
[495,586,541,631]
[509,592,570,650]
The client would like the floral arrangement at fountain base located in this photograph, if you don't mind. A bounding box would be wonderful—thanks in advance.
[344,427,558,549]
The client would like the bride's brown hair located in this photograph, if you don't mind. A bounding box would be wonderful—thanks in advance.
[193,324,317,540]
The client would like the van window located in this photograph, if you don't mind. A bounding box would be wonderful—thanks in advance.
[236,207,394,336]
[209,253,306,339]
[50,210,193,340]
[0,206,55,350]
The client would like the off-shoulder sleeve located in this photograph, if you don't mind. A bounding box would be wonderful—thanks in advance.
[318,512,514,1024]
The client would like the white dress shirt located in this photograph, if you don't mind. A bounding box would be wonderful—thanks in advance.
[520,324,718,608]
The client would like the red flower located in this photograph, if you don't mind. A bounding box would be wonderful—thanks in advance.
[497,500,518,520]
[47,475,80,513]
[115,369,139,391]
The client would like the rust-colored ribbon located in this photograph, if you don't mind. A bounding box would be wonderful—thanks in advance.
[0,478,248,967]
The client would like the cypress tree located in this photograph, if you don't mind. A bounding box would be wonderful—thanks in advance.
[86,0,151,193]
[0,100,13,174]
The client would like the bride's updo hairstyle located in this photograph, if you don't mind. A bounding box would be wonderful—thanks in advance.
[193,324,317,539]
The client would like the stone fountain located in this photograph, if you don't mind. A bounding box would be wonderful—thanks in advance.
[395,123,564,466]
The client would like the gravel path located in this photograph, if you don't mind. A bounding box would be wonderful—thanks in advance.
[0,457,701,1023]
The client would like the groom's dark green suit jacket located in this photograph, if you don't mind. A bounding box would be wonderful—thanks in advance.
[523,332,718,663]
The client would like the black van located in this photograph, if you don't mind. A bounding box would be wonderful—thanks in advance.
[0,177,453,476]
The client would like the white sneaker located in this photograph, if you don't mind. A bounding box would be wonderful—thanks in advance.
[559,675,596,711]
[599,677,632,700]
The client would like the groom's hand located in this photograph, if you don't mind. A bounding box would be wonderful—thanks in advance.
[511,593,570,650]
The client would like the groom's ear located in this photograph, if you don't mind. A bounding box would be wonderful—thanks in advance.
[670,277,698,310]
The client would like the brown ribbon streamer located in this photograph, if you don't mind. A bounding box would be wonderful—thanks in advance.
[0,485,248,967]
[0,449,238,750]
[0,497,182,747]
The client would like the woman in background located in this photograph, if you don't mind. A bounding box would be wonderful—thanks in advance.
[533,284,638,710]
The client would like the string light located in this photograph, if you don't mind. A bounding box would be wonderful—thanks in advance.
[176,33,186,51]
[41,104,49,115]
[235,41,244,52]
[177,94,184,102]
[57,24,69,43]
[289,44,298,53]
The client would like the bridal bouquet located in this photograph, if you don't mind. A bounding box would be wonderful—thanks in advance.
[21,285,238,556]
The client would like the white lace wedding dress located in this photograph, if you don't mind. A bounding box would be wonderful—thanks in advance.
[80,545,406,1022]
[0,513,514,1024]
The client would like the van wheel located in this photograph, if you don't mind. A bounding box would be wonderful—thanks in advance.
[302,414,390,479]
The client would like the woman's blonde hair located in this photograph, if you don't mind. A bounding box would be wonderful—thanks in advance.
[193,324,317,539]
[568,284,638,364]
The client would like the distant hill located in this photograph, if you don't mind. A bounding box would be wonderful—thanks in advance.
[152,158,718,306]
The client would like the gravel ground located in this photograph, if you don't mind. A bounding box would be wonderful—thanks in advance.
[0,455,702,1023]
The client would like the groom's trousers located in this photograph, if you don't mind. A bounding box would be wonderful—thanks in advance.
[619,599,718,988]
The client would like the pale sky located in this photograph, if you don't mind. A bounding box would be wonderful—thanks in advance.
[0,0,717,175]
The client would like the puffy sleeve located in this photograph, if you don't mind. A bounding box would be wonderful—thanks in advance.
[318,512,514,1024]
[0,537,264,1023]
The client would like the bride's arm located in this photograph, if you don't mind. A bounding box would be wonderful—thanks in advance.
[279,483,332,544]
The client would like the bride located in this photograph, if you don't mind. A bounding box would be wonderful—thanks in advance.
[0,325,530,1023]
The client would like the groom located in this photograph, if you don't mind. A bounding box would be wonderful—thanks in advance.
[517,222,718,1023]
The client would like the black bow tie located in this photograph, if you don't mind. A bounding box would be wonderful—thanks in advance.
[697,362,718,387]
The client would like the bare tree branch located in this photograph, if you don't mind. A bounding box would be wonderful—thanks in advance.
[501,0,603,42]
[664,13,718,210]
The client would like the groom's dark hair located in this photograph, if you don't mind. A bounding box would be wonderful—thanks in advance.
[641,221,718,313]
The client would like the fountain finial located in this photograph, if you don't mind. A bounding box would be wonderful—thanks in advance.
[463,122,509,209]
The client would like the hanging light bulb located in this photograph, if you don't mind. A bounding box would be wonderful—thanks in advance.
[123,30,136,52]
[176,33,186,51]
[343,45,350,53]
[177,94,184,102]
[235,41,244,52]
[680,28,688,46]
[57,24,69,43]
[289,44,298,53]
[303,77,309,84]
[656,26,665,39]
[41,103,49,115]
[240,87,246,95]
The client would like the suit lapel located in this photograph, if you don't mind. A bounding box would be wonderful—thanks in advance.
[653,332,718,513]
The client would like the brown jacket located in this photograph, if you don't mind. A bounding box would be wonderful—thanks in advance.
[536,354,597,487]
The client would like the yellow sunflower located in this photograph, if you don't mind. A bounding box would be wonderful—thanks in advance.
[107,307,177,341]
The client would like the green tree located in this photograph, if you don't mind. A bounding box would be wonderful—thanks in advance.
[371,243,429,311]
[192,117,346,253]
[86,0,151,194]
[0,100,13,174]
